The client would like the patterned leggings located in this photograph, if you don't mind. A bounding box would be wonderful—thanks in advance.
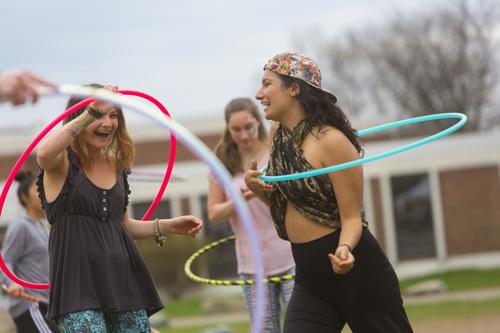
[56,309,151,333]
[240,268,295,333]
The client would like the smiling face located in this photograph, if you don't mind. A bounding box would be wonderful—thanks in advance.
[255,69,298,122]
[82,103,120,152]
[227,110,260,151]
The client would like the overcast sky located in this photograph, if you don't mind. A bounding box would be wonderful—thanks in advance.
[0,0,441,131]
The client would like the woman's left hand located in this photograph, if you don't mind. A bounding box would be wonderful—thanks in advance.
[328,245,355,274]
[163,216,203,237]
[89,85,120,113]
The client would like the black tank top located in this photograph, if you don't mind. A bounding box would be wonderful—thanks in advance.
[36,148,163,319]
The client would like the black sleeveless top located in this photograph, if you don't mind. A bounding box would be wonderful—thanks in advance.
[266,120,368,240]
[36,149,163,319]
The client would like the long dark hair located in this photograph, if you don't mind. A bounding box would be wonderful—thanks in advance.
[214,98,268,175]
[15,171,35,207]
[279,74,364,155]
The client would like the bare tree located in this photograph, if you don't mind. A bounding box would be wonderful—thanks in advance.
[322,0,499,135]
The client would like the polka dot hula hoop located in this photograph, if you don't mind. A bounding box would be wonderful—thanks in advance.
[0,89,177,289]
[259,113,467,182]
[185,235,294,286]
[0,85,267,333]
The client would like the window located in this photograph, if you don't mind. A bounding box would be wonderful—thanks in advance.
[391,174,436,261]
[131,200,171,220]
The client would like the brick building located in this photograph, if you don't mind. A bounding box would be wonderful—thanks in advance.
[1,118,499,278]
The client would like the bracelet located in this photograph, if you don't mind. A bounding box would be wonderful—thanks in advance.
[338,243,352,252]
[87,106,104,119]
[153,218,167,247]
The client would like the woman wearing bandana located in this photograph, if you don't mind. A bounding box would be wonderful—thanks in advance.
[245,51,413,333]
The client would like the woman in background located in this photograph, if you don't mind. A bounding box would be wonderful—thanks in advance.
[208,98,295,333]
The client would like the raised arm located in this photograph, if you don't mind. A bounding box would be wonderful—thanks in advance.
[37,106,99,173]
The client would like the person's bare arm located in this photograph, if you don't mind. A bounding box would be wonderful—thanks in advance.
[320,128,363,275]
[207,179,235,223]
[123,210,203,240]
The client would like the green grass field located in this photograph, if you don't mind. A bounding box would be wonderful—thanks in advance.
[165,297,204,318]
[159,298,500,333]
[158,268,500,332]
[406,297,500,322]
[399,268,500,293]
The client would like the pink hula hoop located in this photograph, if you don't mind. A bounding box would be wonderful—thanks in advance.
[0,90,176,289]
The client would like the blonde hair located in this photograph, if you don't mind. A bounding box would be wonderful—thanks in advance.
[214,98,267,175]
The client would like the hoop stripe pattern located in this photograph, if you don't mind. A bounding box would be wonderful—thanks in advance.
[184,235,294,286]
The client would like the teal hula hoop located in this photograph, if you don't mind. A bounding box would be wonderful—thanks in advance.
[259,113,467,182]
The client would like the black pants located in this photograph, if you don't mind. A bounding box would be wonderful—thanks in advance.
[284,228,413,333]
[12,302,60,333]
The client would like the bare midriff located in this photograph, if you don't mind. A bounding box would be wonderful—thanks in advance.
[284,203,337,243]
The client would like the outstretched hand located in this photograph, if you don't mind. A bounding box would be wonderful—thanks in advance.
[0,69,56,106]
[164,215,203,237]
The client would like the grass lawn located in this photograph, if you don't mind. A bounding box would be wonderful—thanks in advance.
[399,268,500,293]
[165,297,204,318]
[160,298,500,332]
[158,268,500,332]
[406,297,500,322]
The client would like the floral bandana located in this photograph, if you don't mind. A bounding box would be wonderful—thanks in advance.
[264,51,337,102]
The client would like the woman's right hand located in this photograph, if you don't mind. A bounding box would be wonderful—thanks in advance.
[244,160,273,194]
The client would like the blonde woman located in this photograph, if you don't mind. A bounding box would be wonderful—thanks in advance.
[36,84,203,332]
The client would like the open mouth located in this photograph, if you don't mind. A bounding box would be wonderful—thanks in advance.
[95,131,112,139]
[261,102,270,112]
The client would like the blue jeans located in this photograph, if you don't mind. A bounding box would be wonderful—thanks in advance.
[56,309,150,333]
[240,268,295,333]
